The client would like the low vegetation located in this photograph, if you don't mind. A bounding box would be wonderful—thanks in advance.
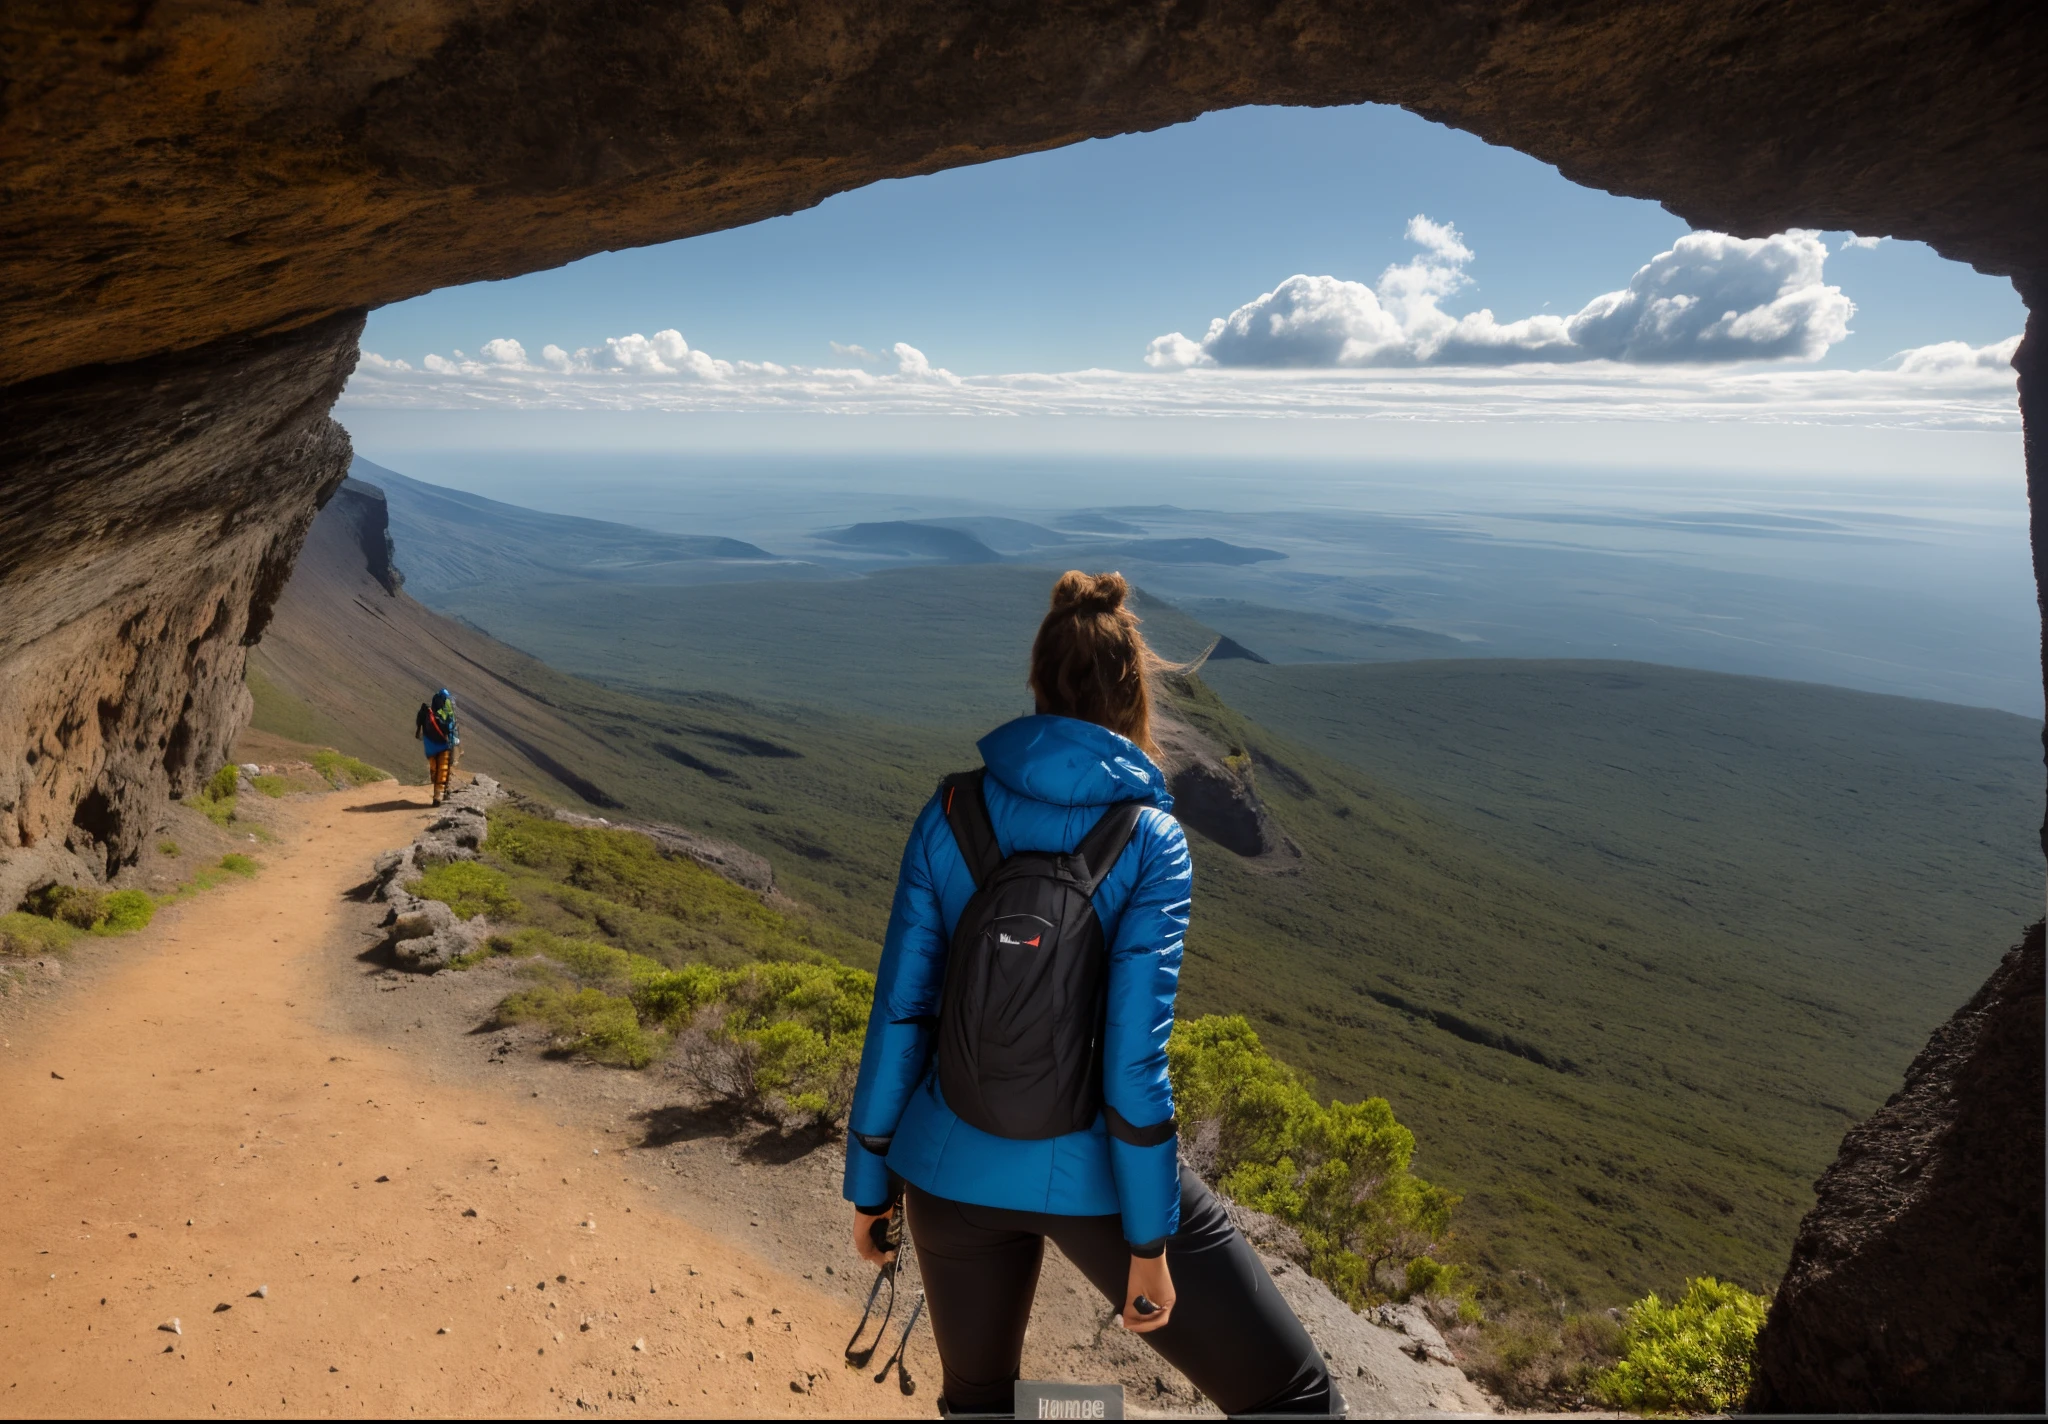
[1593,1276,1769,1414]
[1170,1014,1458,1308]
[0,911,80,956]
[479,808,866,966]
[311,748,389,788]
[481,927,871,1119]
[411,860,522,921]
[190,764,241,827]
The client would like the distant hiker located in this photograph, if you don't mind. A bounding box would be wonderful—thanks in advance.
[844,571,1339,1418]
[415,688,459,805]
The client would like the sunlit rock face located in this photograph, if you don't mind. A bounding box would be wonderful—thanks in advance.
[0,314,363,908]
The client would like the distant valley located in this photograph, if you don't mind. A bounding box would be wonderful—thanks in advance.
[254,461,2042,1306]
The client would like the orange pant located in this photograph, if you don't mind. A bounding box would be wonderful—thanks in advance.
[427,749,453,800]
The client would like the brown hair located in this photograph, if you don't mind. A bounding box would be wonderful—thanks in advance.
[1028,571,1158,760]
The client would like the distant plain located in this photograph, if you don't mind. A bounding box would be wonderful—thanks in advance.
[292,454,2044,1304]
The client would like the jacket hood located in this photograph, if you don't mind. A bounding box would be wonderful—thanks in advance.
[978,715,1173,810]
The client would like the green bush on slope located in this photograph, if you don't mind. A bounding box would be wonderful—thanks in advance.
[190,763,240,826]
[310,748,389,788]
[1594,1276,1769,1414]
[411,860,522,921]
[487,926,870,1114]
[482,809,858,966]
[1169,1013,1457,1306]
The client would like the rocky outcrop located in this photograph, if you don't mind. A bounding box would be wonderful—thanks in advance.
[1748,923,2045,1414]
[0,314,364,910]
[373,774,508,970]
[1152,699,1300,868]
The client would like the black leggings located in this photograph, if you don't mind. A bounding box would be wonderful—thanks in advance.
[906,1166,1339,1417]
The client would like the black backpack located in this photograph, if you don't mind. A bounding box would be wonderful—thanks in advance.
[933,769,1144,1141]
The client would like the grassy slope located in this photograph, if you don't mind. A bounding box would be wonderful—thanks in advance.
[416,562,2040,1300]
[1155,670,2035,1300]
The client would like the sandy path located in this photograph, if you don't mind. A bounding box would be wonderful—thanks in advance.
[0,784,904,1419]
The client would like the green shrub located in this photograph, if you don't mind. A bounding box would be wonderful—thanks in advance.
[633,962,736,1027]
[1169,1014,1456,1306]
[310,749,389,788]
[1405,1255,1462,1300]
[250,773,289,798]
[695,961,872,1123]
[411,860,521,921]
[191,768,238,827]
[1594,1276,1768,1414]
[485,942,872,1118]
[97,889,155,934]
[218,853,259,876]
[0,912,78,956]
[157,839,180,858]
[498,984,660,1068]
[26,883,107,928]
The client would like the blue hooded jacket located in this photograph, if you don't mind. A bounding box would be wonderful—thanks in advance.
[842,715,1190,1250]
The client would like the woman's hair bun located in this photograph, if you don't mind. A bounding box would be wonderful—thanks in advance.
[1048,570,1129,615]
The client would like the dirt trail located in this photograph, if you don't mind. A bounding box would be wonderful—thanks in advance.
[0,784,903,1418]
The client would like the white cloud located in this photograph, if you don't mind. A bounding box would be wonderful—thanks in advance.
[479,337,528,367]
[1893,335,2021,375]
[344,307,2017,434]
[893,342,961,385]
[1840,234,1883,250]
[1148,221,1856,369]
[345,344,2021,432]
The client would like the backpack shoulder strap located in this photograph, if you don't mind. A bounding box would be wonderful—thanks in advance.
[939,769,1003,890]
[1073,801,1144,898]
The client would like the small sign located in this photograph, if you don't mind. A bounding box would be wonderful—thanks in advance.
[1014,1380,1124,1420]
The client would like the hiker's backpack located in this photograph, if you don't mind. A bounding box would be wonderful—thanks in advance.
[934,769,1144,1140]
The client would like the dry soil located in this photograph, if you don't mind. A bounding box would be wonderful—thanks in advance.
[0,783,907,1418]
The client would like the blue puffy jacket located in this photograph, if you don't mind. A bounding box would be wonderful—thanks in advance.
[842,714,1191,1250]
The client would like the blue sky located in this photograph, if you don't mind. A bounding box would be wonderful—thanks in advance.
[360,104,2024,377]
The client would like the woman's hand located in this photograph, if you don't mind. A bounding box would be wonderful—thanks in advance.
[853,1206,897,1268]
[1118,1251,1175,1334]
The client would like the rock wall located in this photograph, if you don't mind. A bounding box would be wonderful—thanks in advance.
[1749,924,2046,1414]
[0,313,363,909]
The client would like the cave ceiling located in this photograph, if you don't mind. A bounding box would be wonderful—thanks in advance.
[4,0,2043,389]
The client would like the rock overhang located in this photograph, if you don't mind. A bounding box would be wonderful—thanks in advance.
[2,0,2042,390]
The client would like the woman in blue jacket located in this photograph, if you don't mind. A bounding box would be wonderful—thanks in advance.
[844,571,1337,1418]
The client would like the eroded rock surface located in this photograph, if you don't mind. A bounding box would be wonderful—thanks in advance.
[1748,923,2046,1414]
[4,2,2041,386]
[0,314,364,909]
